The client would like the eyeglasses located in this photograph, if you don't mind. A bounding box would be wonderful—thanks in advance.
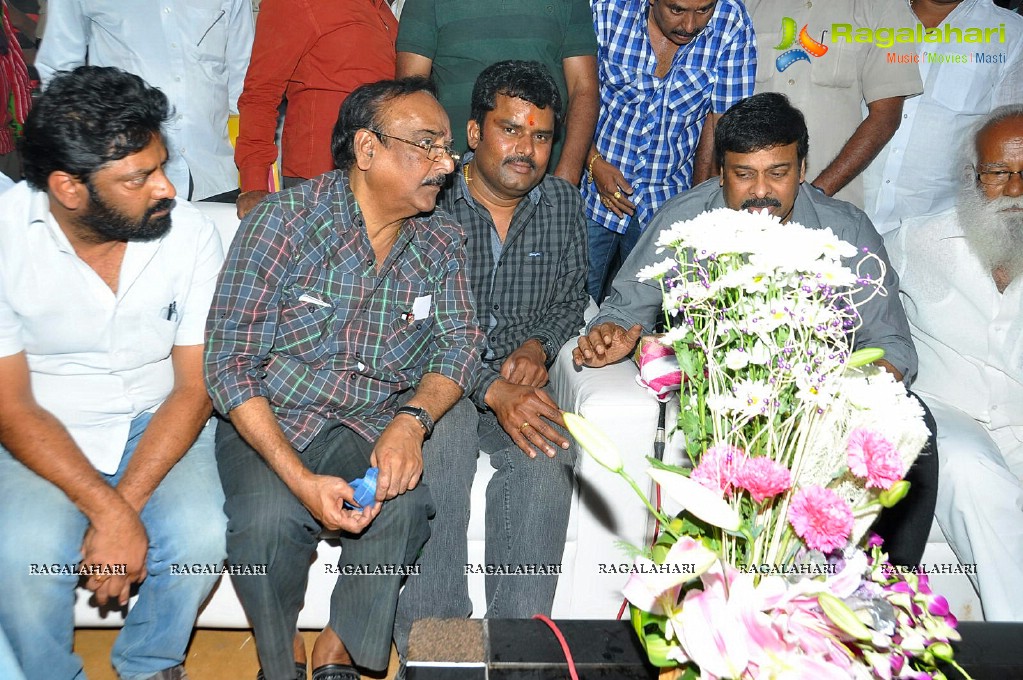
[976,169,1023,186]
[367,129,460,163]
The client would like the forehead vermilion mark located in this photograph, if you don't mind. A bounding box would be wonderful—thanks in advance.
[528,116,535,127]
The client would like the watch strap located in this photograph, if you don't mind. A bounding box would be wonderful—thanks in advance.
[395,405,434,437]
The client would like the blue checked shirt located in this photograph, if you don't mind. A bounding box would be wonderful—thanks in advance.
[205,170,484,450]
[584,0,756,234]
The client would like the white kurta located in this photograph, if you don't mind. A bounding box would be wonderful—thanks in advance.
[885,209,1023,621]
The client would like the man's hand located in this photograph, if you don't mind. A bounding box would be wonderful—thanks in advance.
[81,508,149,606]
[485,380,569,459]
[236,190,269,219]
[591,157,636,218]
[573,322,643,367]
[295,473,382,533]
[500,339,548,387]
[370,415,425,501]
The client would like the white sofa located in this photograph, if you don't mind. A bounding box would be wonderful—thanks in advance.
[73,200,982,629]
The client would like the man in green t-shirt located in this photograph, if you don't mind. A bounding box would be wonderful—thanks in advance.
[396,0,598,185]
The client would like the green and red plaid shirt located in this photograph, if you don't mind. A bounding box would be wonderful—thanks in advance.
[204,170,484,449]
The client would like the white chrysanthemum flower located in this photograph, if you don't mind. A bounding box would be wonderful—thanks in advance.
[659,326,691,345]
[731,378,774,418]
[636,257,678,281]
[723,348,750,371]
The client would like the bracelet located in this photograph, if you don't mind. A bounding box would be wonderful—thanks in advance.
[586,150,603,185]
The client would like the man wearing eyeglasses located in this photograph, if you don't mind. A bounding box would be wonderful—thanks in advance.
[883,106,1023,621]
[205,77,484,680]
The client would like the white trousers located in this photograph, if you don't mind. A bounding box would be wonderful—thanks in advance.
[923,395,1023,621]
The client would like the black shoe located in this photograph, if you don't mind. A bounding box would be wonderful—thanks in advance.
[255,662,307,680]
[311,663,360,680]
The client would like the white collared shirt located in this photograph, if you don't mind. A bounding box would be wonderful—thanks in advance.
[865,0,1023,233]
[37,0,254,200]
[884,210,1023,443]
[0,183,224,472]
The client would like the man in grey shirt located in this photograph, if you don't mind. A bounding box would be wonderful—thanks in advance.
[575,92,915,383]
[575,93,934,566]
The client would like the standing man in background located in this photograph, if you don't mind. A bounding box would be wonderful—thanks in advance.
[395,0,599,186]
[585,0,756,302]
[234,0,398,218]
[37,0,254,201]
[865,0,1023,233]
[746,0,922,209]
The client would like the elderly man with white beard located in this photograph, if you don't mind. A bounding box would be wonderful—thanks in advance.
[883,104,1023,621]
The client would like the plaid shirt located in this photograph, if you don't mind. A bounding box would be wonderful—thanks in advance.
[440,159,588,409]
[584,0,756,234]
[205,170,484,449]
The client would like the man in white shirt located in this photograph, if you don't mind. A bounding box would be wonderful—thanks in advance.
[866,0,1023,233]
[884,105,1023,621]
[0,66,227,678]
[0,170,13,194]
[37,0,254,201]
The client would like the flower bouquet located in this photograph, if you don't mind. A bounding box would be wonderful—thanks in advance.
[566,209,968,679]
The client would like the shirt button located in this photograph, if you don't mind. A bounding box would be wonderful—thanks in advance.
[164,6,171,13]
[788,79,795,86]
[349,373,357,381]
[492,304,499,310]
[366,259,372,266]
[904,113,909,119]
[175,76,182,82]
[170,42,178,48]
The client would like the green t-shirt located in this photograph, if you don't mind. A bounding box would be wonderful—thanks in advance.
[396,0,598,165]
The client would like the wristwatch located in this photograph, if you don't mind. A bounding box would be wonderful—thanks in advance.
[395,405,434,437]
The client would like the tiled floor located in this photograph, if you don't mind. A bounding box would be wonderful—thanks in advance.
[74,629,396,679]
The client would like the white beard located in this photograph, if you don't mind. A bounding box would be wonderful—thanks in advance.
[956,183,1023,283]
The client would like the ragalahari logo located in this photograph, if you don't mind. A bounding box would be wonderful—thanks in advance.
[774,17,829,71]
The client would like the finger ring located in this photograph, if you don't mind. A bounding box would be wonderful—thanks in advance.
[613,190,622,200]
[520,422,532,431]
[600,197,610,207]
[93,574,110,584]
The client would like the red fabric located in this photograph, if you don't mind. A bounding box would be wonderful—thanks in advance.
[235,0,397,191]
[0,0,32,155]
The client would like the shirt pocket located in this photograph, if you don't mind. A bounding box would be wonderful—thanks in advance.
[374,272,439,374]
[809,39,861,89]
[930,61,998,114]
[665,67,713,119]
[179,1,229,66]
[601,63,644,108]
[274,280,337,366]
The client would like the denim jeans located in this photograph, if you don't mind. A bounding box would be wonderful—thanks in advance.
[216,419,434,679]
[394,399,577,655]
[0,625,26,680]
[0,414,225,680]
[586,217,643,304]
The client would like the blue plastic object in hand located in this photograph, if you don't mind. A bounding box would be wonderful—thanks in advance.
[344,467,379,510]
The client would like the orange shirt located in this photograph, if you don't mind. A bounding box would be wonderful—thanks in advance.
[235,0,397,190]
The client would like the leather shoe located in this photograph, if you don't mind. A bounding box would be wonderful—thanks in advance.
[311,663,360,680]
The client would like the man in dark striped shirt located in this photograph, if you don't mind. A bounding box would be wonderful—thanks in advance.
[395,61,588,658]
[204,78,483,680]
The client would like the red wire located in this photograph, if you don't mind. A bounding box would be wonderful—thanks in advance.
[616,483,664,621]
[531,614,580,680]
